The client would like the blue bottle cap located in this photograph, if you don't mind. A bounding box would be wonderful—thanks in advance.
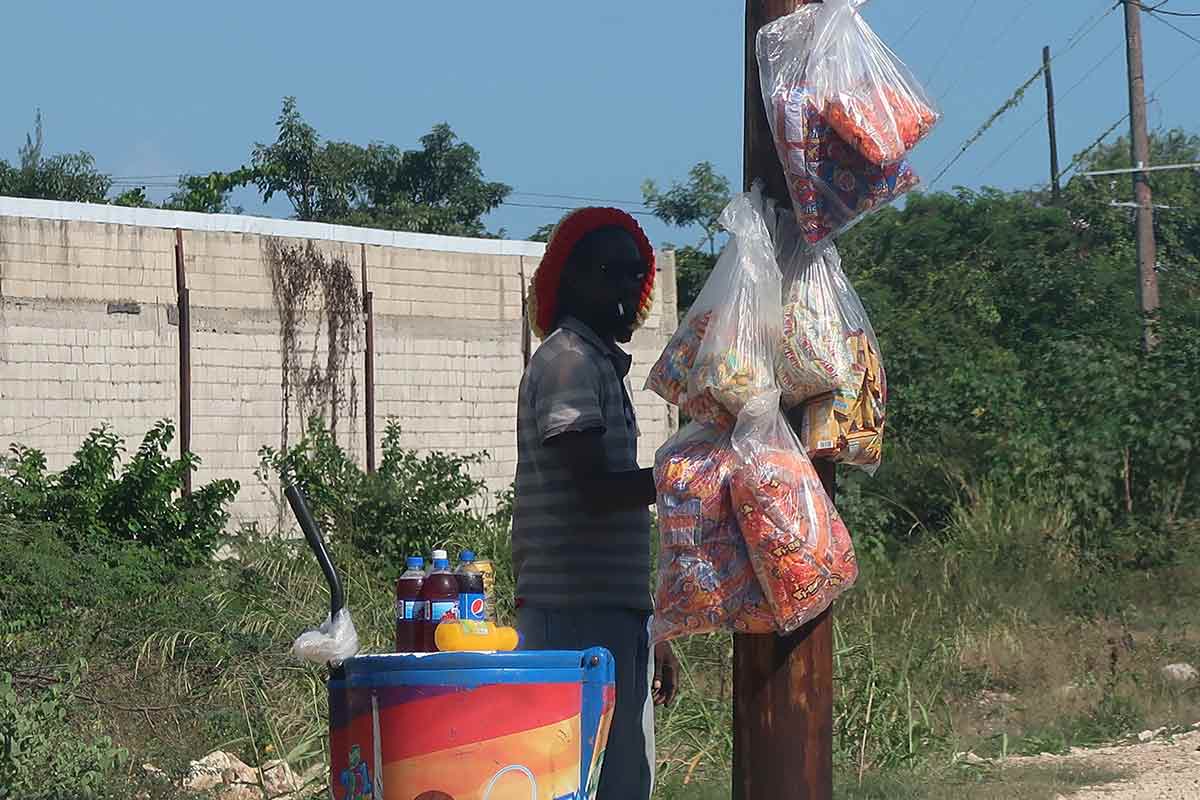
[406,556,424,570]
[433,558,450,570]
[460,550,476,562]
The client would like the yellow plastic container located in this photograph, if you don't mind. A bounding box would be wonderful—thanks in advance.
[434,619,520,652]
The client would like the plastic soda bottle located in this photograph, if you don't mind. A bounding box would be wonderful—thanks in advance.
[394,556,426,652]
[475,558,496,621]
[419,555,460,651]
[427,548,448,576]
[456,550,487,622]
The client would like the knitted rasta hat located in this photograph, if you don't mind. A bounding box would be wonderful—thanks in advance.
[527,207,656,340]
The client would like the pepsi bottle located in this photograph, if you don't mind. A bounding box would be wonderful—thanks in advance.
[419,556,460,651]
[455,550,487,622]
[394,556,426,652]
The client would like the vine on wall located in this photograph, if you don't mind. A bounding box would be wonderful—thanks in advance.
[264,237,362,455]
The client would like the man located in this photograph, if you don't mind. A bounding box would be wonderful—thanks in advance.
[339,744,372,800]
[513,207,678,799]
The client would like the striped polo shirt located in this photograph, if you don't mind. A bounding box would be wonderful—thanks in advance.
[512,316,652,610]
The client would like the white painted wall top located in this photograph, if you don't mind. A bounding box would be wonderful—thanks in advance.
[0,195,549,258]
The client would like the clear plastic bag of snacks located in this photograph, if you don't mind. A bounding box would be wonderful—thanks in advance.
[730,393,859,633]
[646,183,782,426]
[774,218,886,473]
[808,0,938,166]
[652,422,776,644]
[757,0,937,243]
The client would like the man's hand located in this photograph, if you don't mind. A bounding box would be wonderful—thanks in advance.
[548,430,656,511]
[652,641,678,706]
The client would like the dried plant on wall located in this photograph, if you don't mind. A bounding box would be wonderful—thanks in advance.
[264,237,362,454]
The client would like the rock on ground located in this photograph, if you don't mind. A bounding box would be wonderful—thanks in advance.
[177,751,324,800]
[1161,663,1199,685]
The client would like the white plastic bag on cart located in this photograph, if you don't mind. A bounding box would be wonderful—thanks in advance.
[293,608,360,667]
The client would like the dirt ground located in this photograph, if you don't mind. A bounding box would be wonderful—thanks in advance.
[1006,723,1200,799]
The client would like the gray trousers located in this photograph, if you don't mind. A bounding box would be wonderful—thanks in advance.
[517,607,655,800]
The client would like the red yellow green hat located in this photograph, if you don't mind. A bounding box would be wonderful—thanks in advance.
[527,207,656,340]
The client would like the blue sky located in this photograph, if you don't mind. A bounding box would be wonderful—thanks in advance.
[2,0,1198,247]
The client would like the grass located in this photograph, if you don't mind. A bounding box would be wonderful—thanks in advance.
[839,762,1128,800]
[657,763,1130,799]
[649,484,1200,798]
[3,483,1200,798]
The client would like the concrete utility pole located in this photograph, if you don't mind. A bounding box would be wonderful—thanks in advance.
[736,2,834,798]
[1043,46,1062,203]
[1122,0,1160,351]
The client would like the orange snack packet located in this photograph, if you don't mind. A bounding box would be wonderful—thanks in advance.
[731,411,858,633]
[827,84,938,167]
[653,426,776,643]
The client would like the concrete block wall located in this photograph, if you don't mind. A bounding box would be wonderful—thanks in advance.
[184,234,366,526]
[0,200,678,530]
[0,217,178,464]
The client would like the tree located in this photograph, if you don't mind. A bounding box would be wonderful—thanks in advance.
[110,187,153,208]
[247,97,510,236]
[251,97,357,222]
[347,124,510,237]
[642,162,734,312]
[821,127,1200,559]
[163,169,257,214]
[0,111,111,203]
[1060,128,1200,300]
[528,222,557,243]
[642,162,732,256]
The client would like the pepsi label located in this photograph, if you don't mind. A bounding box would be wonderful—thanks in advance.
[459,593,486,622]
[425,600,459,624]
[395,600,425,622]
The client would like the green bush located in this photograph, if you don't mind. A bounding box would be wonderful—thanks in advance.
[0,420,238,566]
[0,665,130,800]
[258,417,499,567]
[0,520,169,637]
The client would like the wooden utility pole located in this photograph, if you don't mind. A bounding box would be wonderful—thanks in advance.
[174,229,193,497]
[1121,0,1160,351]
[736,2,834,799]
[361,244,376,473]
[1043,46,1062,203]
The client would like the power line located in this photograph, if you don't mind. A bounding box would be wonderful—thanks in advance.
[500,200,657,218]
[510,190,647,207]
[1137,1,1200,17]
[1045,42,1200,187]
[1056,115,1129,183]
[1081,161,1200,176]
[104,173,653,210]
[1142,6,1200,44]
[936,0,1038,103]
[895,12,929,46]
[928,1,1121,189]
[928,68,1046,189]
[927,0,985,87]
[1062,0,1124,54]
[972,40,1124,182]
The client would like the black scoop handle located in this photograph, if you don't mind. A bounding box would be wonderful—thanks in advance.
[285,484,345,619]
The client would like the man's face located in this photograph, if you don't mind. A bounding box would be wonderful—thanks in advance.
[569,229,648,343]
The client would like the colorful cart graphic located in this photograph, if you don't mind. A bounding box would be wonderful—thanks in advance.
[329,649,615,800]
